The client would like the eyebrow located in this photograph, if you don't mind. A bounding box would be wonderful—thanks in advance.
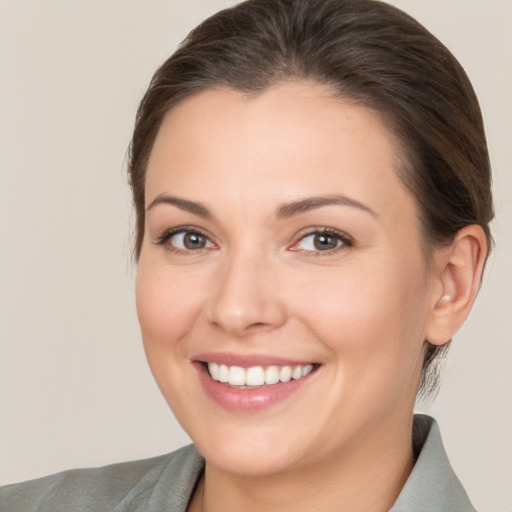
[276,194,378,219]
[146,193,377,219]
[146,195,213,218]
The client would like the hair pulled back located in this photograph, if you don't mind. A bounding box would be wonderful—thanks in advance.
[128,0,494,397]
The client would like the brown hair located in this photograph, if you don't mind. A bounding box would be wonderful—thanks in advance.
[128,0,493,397]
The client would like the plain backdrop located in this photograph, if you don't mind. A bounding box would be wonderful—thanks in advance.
[0,1,510,510]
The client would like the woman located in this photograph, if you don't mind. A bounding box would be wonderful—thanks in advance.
[0,0,495,510]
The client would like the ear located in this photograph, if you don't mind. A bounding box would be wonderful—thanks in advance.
[425,225,488,346]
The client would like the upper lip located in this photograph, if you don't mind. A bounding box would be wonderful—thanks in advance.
[193,351,318,368]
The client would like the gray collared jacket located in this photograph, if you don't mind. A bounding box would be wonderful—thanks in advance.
[0,415,477,511]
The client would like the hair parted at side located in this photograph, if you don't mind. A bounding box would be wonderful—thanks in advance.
[128,0,494,397]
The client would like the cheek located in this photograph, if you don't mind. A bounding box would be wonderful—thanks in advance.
[135,260,212,422]
[135,263,205,357]
[300,268,428,415]
[292,257,430,366]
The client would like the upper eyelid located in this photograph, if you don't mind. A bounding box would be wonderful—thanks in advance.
[289,227,354,254]
[153,225,353,249]
[154,226,213,245]
[295,227,353,242]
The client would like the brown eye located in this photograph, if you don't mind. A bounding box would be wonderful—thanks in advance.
[297,232,343,251]
[183,232,207,249]
[313,233,339,251]
[292,229,353,254]
[167,230,214,251]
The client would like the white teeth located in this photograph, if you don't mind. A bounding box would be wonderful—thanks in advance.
[265,366,280,385]
[208,362,220,380]
[302,364,314,377]
[207,362,315,387]
[280,366,292,383]
[219,364,229,383]
[246,366,265,386]
[228,366,246,386]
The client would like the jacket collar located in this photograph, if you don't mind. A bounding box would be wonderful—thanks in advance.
[390,414,476,512]
[143,415,475,512]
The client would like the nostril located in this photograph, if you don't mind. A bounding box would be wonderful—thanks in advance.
[246,322,275,332]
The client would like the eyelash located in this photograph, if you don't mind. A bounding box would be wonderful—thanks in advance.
[292,227,354,257]
[153,226,353,256]
[154,227,214,254]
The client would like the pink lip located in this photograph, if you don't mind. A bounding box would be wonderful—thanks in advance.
[193,357,318,412]
[194,351,315,368]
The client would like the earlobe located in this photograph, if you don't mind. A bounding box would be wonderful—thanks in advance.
[425,225,488,346]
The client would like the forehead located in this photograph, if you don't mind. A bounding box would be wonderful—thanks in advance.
[145,82,413,219]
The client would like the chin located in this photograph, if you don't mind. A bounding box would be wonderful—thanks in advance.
[199,435,305,477]
[179,412,311,477]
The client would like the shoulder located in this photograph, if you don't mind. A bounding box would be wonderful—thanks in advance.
[0,444,204,512]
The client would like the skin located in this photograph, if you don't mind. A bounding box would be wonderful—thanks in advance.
[136,82,486,511]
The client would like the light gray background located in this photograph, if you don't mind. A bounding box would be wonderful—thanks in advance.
[0,1,510,510]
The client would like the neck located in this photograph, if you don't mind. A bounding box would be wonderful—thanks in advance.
[188,414,416,512]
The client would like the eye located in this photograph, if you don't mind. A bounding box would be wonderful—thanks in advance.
[156,228,216,252]
[292,229,352,254]
[172,231,212,250]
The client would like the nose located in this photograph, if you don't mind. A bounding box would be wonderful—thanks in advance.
[207,250,287,337]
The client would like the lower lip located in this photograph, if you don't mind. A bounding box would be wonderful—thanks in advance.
[195,363,315,412]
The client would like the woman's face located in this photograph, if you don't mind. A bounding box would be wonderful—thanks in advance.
[136,82,438,477]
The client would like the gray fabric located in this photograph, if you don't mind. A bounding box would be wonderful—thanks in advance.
[390,415,476,512]
[0,447,204,512]
[0,415,476,511]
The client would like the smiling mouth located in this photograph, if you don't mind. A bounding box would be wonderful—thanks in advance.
[203,362,319,388]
